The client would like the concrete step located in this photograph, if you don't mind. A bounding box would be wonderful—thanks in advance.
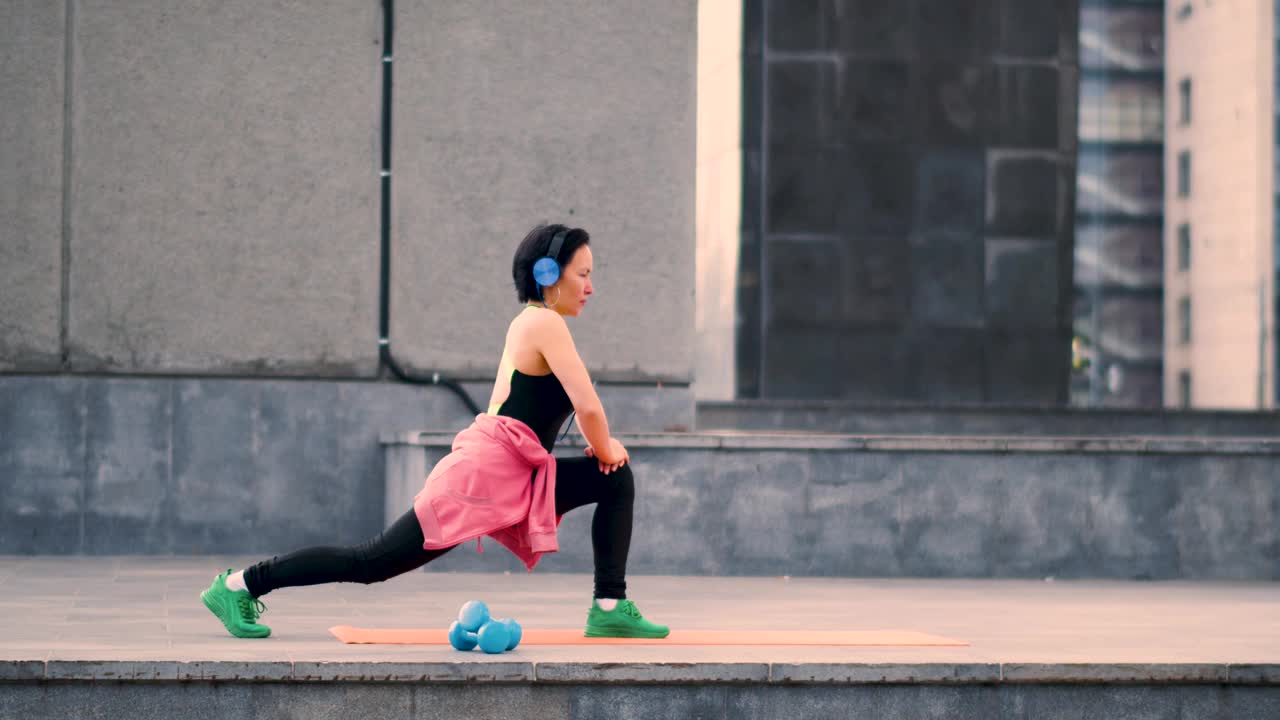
[696,400,1280,436]
[385,431,1280,581]
[3,560,1277,720]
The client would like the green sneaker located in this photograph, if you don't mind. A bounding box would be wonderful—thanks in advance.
[584,599,670,638]
[200,570,271,639]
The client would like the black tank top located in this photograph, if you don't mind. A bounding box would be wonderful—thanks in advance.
[496,369,574,452]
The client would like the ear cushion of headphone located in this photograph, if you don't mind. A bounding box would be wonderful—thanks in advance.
[533,256,561,287]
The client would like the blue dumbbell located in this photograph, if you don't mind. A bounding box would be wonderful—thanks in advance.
[457,600,490,632]
[448,601,523,653]
[494,617,522,650]
[448,618,510,653]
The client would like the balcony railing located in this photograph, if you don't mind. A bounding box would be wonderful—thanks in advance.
[1079,97,1164,143]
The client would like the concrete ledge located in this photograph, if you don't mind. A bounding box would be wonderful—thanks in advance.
[1229,665,1280,684]
[6,660,1278,685]
[1000,663,1229,684]
[769,663,1001,684]
[383,430,1280,456]
[289,661,535,683]
[534,662,770,684]
[697,401,1280,437]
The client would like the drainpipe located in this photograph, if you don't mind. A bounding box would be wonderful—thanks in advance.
[377,0,482,416]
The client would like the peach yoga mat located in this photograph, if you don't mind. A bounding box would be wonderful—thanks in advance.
[328,626,968,646]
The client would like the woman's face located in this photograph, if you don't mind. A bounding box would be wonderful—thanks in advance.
[547,245,593,316]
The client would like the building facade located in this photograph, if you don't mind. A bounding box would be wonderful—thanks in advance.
[1163,0,1277,409]
[1072,0,1165,408]
[727,0,1081,405]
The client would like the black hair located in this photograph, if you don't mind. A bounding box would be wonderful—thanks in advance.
[512,224,591,303]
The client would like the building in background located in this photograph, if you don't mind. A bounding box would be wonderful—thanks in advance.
[1163,0,1277,409]
[1072,0,1165,408]
[728,0,1080,405]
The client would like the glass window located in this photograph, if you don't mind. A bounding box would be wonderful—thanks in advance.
[1177,151,1191,197]
[1178,370,1192,408]
[1179,78,1192,125]
[1081,7,1163,72]
[1079,78,1163,143]
[1077,149,1163,217]
[1178,296,1191,344]
[1177,223,1191,271]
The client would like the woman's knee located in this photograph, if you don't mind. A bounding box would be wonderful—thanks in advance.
[608,463,635,504]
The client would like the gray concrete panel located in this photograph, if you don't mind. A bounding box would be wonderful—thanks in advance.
[251,684,411,719]
[67,1,381,375]
[570,686,728,719]
[990,454,1100,577]
[0,1,65,370]
[169,380,260,551]
[0,377,83,553]
[83,379,171,552]
[391,0,696,382]
[414,685,569,720]
[733,685,1002,719]
[807,452,906,576]
[897,454,1000,577]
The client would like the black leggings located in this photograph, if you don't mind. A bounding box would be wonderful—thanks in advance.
[242,457,634,599]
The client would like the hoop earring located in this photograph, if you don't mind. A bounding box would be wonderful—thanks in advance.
[542,286,562,309]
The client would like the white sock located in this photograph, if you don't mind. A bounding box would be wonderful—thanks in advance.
[224,570,248,593]
[595,598,619,611]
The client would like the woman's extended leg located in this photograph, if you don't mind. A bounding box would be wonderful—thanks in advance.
[200,509,454,638]
[553,457,668,638]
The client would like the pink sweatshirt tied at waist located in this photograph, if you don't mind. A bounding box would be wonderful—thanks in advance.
[412,413,561,570]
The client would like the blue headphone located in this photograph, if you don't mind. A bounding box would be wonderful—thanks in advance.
[532,229,568,296]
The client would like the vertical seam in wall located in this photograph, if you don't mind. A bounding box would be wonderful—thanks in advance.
[59,0,75,370]
[78,379,87,553]
[165,380,175,549]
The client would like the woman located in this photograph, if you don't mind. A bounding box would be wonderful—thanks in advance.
[200,224,669,640]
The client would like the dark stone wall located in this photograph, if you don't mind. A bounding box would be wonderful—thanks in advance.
[739,0,1080,403]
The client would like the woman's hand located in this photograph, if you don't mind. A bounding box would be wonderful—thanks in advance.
[585,438,629,475]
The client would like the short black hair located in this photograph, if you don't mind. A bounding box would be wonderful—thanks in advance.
[512,224,591,303]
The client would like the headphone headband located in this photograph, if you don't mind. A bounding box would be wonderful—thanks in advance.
[547,228,568,263]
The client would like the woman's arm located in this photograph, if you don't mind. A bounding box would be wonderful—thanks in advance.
[532,310,626,464]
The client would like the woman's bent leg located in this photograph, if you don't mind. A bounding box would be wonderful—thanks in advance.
[554,457,635,599]
[554,457,667,638]
[242,509,454,598]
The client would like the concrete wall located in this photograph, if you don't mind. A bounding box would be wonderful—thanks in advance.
[5,681,1279,720]
[389,433,1280,580]
[0,375,689,555]
[0,2,698,555]
[66,0,382,375]
[390,0,696,383]
[1164,0,1276,409]
[0,0,65,371]
[738,0,1080,403]
[0,0,696,382]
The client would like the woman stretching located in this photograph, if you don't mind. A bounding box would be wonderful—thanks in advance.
[200,224,669,640]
